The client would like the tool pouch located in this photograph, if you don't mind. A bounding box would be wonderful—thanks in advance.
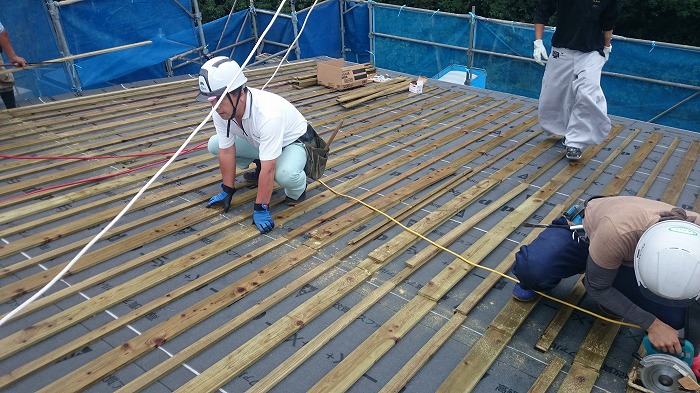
[296,124,328,181]
[0,67,14,92]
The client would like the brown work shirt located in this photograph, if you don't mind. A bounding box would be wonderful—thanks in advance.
[584,196,699,270]
[581,196,698,329]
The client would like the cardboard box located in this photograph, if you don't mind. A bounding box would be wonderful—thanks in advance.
[316,58,367,90]
[409,76,427,94]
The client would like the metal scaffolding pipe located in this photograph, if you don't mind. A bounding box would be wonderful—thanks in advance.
[465,6,476,86]
[353,0,470,19]
[372,31,700,92]
[191,0,209,58]
[249,0,262,57]
[248,47,292,66]
[53,0,87,5]
[229,10,251,58]
[340,0,347,59]
[215,0,240,52]
[254,9,294,19]
[367,0,375,64]
[169,0,194,16]
[647,91,700,123]
[289,0,302,60]
[45,0,82,91]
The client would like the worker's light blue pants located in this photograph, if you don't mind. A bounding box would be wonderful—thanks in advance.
[208,135,307,200]
[511,217,686,329]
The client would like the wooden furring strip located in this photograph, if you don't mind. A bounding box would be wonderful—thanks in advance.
[602,131,661,194]
[533,128,657,352]
[660,139,699,205]
[636,137,680,197]
[528,356,567,393]
[312,149,583,392]
[0,135,209,199]
[164,122,553,393]
[378,205,564,393]
[0,156,216,239]
[134,127,532,387]
[119,255,346,393]
[32,244,317,393]
[1,86,492,386]
[433,128,626,392]
[340,82,411,109]
[557,319,620,391]
[0,238,310,389]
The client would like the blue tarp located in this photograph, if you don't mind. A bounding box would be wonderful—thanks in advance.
[368,4,700,131]
[1,0,697,131]
[342,2,371,64]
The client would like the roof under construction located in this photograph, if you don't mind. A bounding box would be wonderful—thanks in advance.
[0,58,699,392]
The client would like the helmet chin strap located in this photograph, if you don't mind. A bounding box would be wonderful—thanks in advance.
[225,87,245,138]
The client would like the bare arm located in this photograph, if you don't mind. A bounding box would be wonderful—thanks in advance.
[534,23,545,41]
[218,145,237,189]
[0,29,27,67]
[603,30,613,47]
[256,159,276,204]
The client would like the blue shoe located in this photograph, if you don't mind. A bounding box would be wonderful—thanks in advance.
[512,283,538,302]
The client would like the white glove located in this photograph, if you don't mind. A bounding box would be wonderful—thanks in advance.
[533,39,548,66]
[603,45,612,62]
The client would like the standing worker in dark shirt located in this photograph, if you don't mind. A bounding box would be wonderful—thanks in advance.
[533,0,620,161]
[0,20,27,109]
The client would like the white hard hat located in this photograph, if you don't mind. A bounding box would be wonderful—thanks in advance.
[634,220,700,306]
[196,56,248,102]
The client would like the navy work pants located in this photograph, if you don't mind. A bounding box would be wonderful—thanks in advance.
[511,217,686,329]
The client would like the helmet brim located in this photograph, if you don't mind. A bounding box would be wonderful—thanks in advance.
[195,92,213,102]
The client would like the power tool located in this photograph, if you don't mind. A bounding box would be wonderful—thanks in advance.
[635,337,698,392]
[563,203,585,225]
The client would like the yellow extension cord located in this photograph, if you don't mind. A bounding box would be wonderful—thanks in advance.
[317,178,641,329]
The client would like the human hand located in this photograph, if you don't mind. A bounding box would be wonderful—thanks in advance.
[533,39,548,66]
[10,55,27,67]
[253,203,274,233]
[646,318,682,354]
[206,184,235,213]
[603,45,612,62]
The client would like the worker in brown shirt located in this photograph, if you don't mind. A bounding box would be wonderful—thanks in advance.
[512,196,700,361]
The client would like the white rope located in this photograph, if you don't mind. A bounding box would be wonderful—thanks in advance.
[262,0,319,90]
[0,0,289,328]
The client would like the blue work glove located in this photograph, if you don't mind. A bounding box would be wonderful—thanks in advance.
[253,203,274,234]
[206,184,235,213]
